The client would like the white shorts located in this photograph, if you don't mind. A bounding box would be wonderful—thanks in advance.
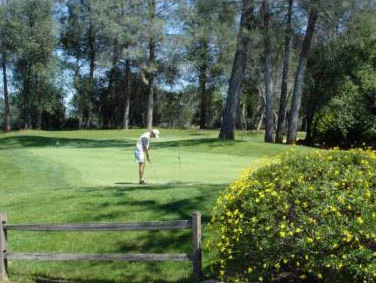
[134,149,145,163]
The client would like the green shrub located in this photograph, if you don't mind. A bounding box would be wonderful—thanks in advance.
[207,149,376,282]
[312,72,376,148]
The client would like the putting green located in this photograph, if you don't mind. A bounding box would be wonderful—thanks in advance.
[0,129,314,282]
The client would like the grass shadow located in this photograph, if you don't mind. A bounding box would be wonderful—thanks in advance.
[0,135,246,151]
[69,182,223,224]
[153,138,244,149]
[112,181,214,192]
[0,136,135,150]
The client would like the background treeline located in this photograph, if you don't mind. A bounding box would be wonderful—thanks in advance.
[0,0,375,147]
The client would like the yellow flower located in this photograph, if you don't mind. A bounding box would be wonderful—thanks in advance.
[307,237,314,243]
[357,216,364,224]
[318,273,323,279]
[372,212,376,219]
[343,230,353,243]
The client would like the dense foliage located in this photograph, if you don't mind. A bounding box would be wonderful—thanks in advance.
[314,73,376,148]
[305,9,376,148]
[208,149,376,282]
[0,0,375,146]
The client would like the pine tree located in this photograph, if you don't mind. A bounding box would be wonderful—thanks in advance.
[0,0,11,132]
[219,0,254,140]
[276,0,293,143]
[287,0,318,144]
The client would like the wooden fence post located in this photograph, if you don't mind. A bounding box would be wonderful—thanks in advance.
[0,213,8,282]
[192,211,201,282]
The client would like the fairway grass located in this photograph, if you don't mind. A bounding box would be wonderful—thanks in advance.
[0,129,314,282]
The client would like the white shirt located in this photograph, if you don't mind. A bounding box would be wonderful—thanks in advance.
[135,132,150,152]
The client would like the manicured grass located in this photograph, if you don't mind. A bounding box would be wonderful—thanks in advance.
[0,129,314,282]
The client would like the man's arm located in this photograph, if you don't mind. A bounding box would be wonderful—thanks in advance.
[141,137,151,162]
[144,147,151,162]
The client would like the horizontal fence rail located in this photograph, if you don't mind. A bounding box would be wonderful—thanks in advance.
[0,212,202,283]
[6,253,192,262]
[4,220,192,231]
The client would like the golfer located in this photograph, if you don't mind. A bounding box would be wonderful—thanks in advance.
[134,129,160,184]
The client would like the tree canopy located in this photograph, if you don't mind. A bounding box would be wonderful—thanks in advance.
[0,0,375,147]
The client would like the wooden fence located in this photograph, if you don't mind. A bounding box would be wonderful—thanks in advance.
[0,211,202,282]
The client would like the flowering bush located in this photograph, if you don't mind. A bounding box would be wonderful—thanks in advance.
[207,149,376,282]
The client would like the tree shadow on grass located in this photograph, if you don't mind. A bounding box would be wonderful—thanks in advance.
[112,182,180,190]
[153,138,244,149]
[0,135,244,150]
[0,136,135,150]
[90,193,214,224]
[111,181,222,193]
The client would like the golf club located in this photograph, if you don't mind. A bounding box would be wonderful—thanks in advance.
[149,161,160,183]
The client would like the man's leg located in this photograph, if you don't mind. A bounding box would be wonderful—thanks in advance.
[139,162,145,183]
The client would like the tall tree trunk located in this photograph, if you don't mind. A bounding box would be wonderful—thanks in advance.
[207,86,213,127]
[276,0,293,143]
[240,103,247,130]
[36,76,42,130]
[305,83,319,144]
[146,71,154,129]
[219,0,254,140]
[1,42,10,132]
[287,2,318,144]
[105,39,119,129]
[1,0,10,132]
[87,17,95,128]
[72,58,83,129]
[146,0,156,129]
[262,0,274,142]
[123,58,131,129]
[23,66,32,129]
[251,85,265,128]
[36,109,42,130]
[199,39,209,129]
[120,3,131,130]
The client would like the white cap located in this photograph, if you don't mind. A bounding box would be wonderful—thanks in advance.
[151,129,160,138]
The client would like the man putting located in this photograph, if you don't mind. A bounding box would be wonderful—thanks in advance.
[134,129,160,184]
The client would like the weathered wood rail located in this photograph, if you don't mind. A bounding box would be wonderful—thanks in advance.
[0,211,202,282]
